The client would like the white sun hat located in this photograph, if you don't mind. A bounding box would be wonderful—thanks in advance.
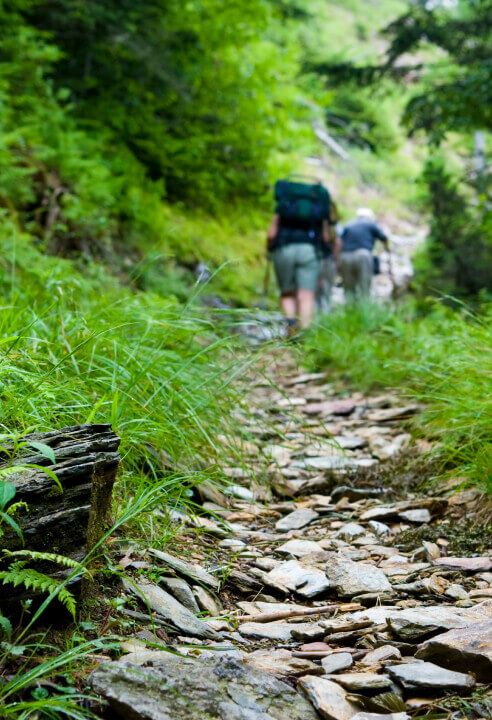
[356,207,376,221]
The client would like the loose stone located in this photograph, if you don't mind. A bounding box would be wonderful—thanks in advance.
[275,508,319,531]
[277,539,323,557]
[123,579,220,640]
[332,672,393,691]
[387,661,476,691]
[398,509,431,524]
[159,576,200,613]
[299,676,360,720]
[361,645,402,665]
[149,549,219,589]
[268,560,331,598]
[445,583,469,601]
[334,523,367,541]
[245,648,323,677]
[387,603,492,640]
[432,556,492,573]
[321,652,353,674]
[238,621,321,642]
[415,621,492,682]
[91,654,319,719]
[193,586,223,615]
[325,555,392,597]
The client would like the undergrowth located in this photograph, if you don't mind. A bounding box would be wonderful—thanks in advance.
[0,224,259,716]
[304,301,492,493]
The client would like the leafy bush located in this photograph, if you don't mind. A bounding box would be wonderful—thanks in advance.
[413,156,492,301]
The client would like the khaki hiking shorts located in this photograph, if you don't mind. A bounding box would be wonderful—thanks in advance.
[273,243,320,294]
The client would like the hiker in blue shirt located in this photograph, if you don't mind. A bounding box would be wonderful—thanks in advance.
[339,208,389,301]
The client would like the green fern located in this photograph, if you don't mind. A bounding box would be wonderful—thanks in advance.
[4,550,89,574]
[0,565,77,618]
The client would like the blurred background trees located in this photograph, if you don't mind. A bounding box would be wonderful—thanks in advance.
[0,0,490,301]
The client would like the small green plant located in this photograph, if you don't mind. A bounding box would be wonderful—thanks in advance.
[0,551,87,620]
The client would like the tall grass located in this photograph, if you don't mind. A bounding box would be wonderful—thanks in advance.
[0,225,250,486]
[0,223,259,715]
[304,301,492,493]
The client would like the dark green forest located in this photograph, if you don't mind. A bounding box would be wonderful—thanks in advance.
[1,0,489,299]
[0,2,490,717]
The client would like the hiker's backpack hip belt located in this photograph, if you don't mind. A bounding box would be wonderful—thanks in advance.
[273,226,321,249]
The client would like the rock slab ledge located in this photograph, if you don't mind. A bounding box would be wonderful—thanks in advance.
[91,654,319,720]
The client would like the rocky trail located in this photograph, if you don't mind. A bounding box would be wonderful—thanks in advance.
[91,353,491,720]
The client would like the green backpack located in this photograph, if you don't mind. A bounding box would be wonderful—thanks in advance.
[274,179,330,230]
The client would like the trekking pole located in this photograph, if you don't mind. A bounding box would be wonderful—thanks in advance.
[260,254,271,310]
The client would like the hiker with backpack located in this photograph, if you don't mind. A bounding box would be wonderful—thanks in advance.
[267,178,336,331]
[339,207,390,301]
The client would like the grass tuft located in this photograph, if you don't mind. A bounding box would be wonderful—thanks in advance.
[304,301,492,493]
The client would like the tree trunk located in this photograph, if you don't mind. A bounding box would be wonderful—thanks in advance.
[0,424,120,605]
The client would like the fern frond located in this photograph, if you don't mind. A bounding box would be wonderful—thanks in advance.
[0,569,77,618]
[4,550,89,574]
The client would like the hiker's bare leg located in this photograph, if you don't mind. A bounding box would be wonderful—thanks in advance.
[297,289,315,329]
[280,293,297,319]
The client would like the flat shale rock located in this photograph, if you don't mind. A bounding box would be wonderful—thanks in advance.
[431,556,492,573]
[303,401,355,417]
[149,549,219,590]
[361,646,401,665]
[387,661,475,691]
[159,577,199,613]
[359,506,399,521]
[415,621,492,682]
[295,457,359,471]
[367,406,419,422]
[91,654,319,720]
[275,508,319,531]
[397,509,431,524]
[245,648,322,677]
[321,652,353,674]
[334,523,367,541]
[332,673,392,691]
[299,676,360,720]
[239,621,321,641]
[325,556,392,597]
[277,539,322,557]
[193,586,222,615]
[268,560,331,598]
[123,580,220,640]
[387,603,492,640]
[370,434,410,460]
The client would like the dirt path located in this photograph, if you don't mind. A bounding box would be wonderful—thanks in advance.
[92,352,491,720]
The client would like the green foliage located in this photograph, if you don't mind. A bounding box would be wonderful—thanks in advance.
[324,86,401,154]
[385,0,492,139]
[0,221,253,512]
[0,637,109,719]
[414,156,492,300]
[304,302,492,493]
[0,562,77,618]
[20,0,300,207]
